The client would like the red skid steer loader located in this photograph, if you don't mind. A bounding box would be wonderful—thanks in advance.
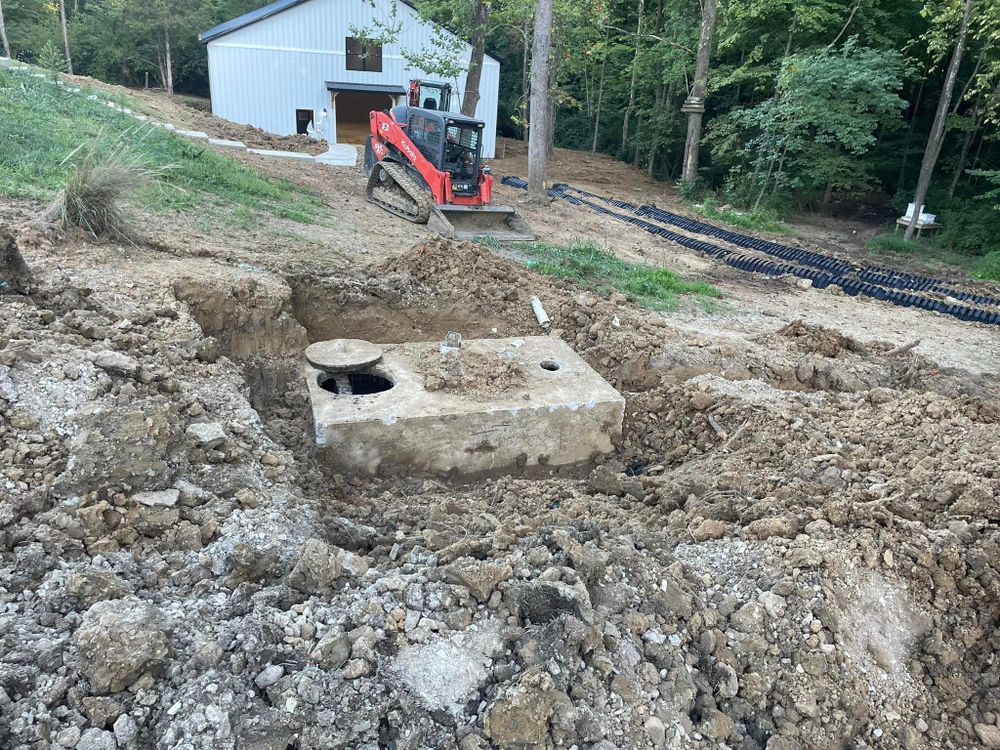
[363,80,533,242]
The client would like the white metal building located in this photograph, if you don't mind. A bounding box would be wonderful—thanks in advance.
[199,0,501,157]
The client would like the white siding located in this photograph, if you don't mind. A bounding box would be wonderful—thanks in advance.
[206,0,501,157]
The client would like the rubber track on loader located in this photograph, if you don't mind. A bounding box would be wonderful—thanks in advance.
[366,161,432,225]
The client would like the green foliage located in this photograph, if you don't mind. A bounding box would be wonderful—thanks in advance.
[724,39,907,209]
[37,39,64,73]
[517,241,720,311]
[972,251,1000,281]
[697,196,789,234]
[0,66,325,227]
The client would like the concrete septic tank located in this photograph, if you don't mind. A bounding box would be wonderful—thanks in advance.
[305,337,624,476]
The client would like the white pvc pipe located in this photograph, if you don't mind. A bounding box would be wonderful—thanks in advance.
[531,296,551,329]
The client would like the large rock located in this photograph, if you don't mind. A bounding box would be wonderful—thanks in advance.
[75,599,169,694]
[67,568,131,606]
[443,558,512,602]
[288,539,341,595]
[54,398,182,497]
[484,668,559,749]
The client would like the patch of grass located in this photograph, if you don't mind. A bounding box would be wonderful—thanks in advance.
[43,138,163,239]
[972,251,1000,281]
[866,230,979,274]
[0,65,325,228]
[695,196,790,235]
[517,241,720,311]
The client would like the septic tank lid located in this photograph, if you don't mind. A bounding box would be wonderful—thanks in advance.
[305,339,384,372]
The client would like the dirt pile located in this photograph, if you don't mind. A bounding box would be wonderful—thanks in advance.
[420,348,527,397]
[1,233,998,750]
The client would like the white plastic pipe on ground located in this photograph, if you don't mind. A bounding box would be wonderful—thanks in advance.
[531,296,551,329]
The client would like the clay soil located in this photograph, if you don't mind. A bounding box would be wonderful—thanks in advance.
[1,84,999,750]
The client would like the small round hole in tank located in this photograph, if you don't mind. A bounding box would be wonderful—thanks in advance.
[540,360,561,372]
[318,372,394,396]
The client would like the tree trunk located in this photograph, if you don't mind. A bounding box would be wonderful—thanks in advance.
[163,24,173,95]
[904,0,974,241]
[527,0,554,202]
[681,0,719,183]
[58,0,73,75]
[0,0,11,60]
[620,0,645,158]
[591,30,608,154]
[462,0,492,116]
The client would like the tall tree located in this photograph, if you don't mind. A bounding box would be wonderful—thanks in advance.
[528,0,554,201]
[0,0,10,60]
[681,0,720,182]
[160,0,173,94]
[58,0,72,75]
[621,0,645,157]
[905,0,975,241]
[461,0,492,116]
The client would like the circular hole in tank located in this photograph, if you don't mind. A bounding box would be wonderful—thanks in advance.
[318,372,394,395]
[539,360,561,372]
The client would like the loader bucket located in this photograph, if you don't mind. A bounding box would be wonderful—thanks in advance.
[427,205,535,242]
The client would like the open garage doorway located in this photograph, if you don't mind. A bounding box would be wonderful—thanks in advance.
[326,83,406,146]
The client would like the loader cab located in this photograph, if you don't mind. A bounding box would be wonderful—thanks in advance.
[408,80,452,113]
[407,110,484,196]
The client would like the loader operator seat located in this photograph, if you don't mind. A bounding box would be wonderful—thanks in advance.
[423,98,437,110]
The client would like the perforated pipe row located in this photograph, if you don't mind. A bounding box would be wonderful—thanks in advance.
[500,176,1000,327]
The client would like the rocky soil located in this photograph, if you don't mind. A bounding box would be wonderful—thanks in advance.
[1,226,999,750]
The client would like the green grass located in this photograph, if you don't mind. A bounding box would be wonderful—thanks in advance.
[0,65,325,228]
[516,241,721,311]
[972,251,1000,281]
[694,196,790,235]
[866,231,980,275]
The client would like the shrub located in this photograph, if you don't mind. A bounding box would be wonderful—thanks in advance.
[43,138,164,240]
[972,251,1000,281]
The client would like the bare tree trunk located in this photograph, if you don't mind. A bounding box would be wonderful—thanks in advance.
[681,0,719,182]
[528,0,554,202]
[0,0,11,60]
[591,29,608,154]
[462,0,492,116]
[620,0,645,158]
[58,0,73,75]
[164,25,174,95]
[904,0,974,241]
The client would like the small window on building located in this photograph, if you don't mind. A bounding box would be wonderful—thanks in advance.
[295,109,314,135]
[346,37,383,72]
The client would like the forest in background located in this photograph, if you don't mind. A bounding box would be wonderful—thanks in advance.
[1,0,999,275]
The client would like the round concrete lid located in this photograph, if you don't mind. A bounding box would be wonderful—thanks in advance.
[305,339,383,372]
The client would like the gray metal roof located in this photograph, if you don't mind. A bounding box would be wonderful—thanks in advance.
[326,81,406,95]
[200,0,416,43]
